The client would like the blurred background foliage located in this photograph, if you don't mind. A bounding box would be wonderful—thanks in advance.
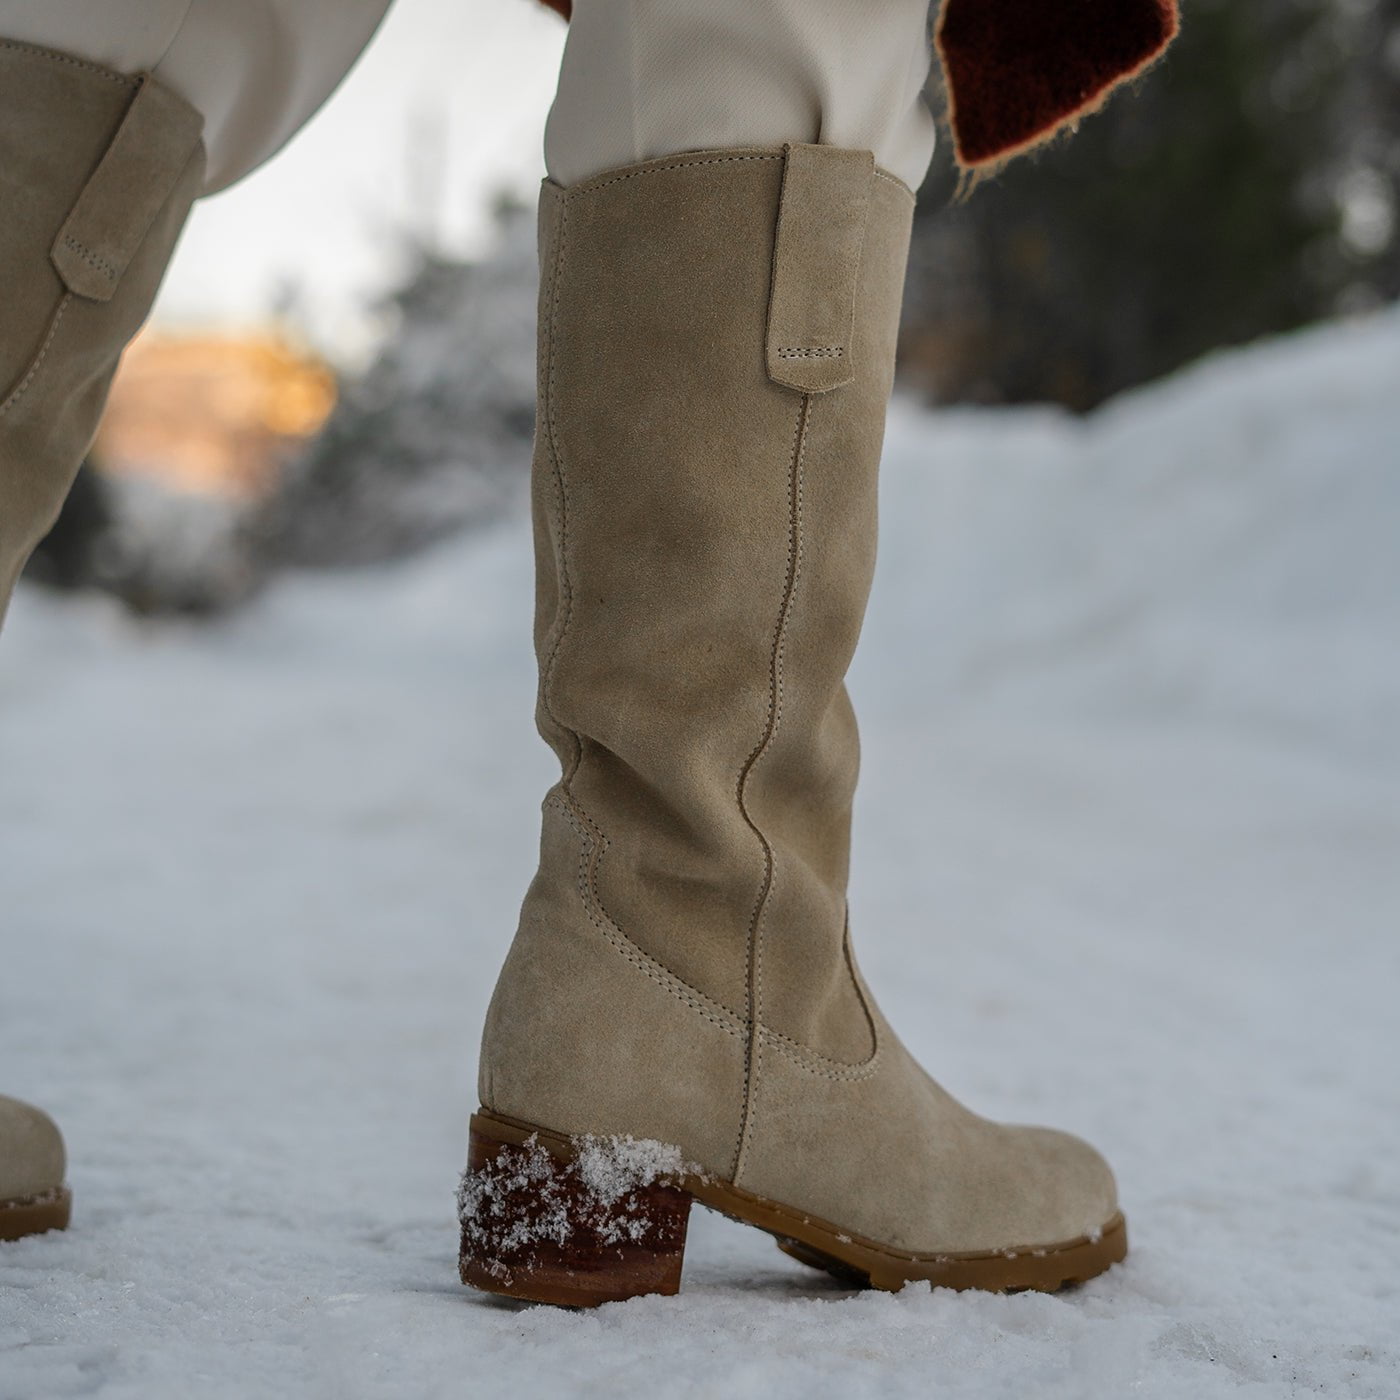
[24,0,1400,613]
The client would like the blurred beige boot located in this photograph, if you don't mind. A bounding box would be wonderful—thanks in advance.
[0,38,204,625]
[0,1096,70,1240]
[461,145,1125,1307]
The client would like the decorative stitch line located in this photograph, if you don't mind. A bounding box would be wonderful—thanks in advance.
[757,1029,882,1083]
[0,295,71,420]
[776,347,844,360]
[60,235,118,282]
[548,795,744,1041]
[567,153,783,201]
[732,395,810,1178]
[873,167,917,201]
[0,39,136,85]
[539,198,582,785]
[546,796,874,1080]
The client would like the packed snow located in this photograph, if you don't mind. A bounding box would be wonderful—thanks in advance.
[2,307,1398,1398]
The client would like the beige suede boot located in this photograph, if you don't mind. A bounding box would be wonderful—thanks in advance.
[0,1095,70,1240]
[460,145,1125,1307]
[0,42,202,1246]
[0,38,204,624]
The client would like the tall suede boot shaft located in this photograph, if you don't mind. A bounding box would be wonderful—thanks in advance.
[0,39,204,623]
[469,146,1123,1301]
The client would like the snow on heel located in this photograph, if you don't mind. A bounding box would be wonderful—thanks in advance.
[458,1114,693,1307]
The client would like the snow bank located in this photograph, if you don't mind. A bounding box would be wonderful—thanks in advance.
[1,308,1397,1398]
[865,309,1400,766]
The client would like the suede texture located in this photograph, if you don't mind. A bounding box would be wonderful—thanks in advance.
[478,144,1120,1252]
[765,144,870,393]
[741,979,1118,1252]
[0,1094,66,1201]
[0,40,204,625]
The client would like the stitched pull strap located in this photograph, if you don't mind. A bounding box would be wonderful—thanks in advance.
[50,74,204,303]
[765,144,874,394]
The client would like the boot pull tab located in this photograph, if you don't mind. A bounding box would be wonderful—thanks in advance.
[50,75,204,304]
[765,144,874,394]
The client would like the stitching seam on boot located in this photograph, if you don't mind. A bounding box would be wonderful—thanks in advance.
[557,154,912,207]
[538,200,583,784]
[733,395,809,1177]
[545,792,876,1087]
[548,794,743,1040]
[58,235,120,284]
[547,798,885,1085]
[567,153,783,201]
[873,168,918,199]
[0,296,72,419]
[756,1030,881,1083]
[550,814,879,1089]
[0,41,136,87]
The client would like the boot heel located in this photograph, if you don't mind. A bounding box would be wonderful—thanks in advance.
[458,1114,693,1307]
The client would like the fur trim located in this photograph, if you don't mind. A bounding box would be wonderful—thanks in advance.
[936,0,1180,172]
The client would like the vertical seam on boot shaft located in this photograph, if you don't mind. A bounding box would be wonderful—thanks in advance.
[733,395,810,1180]
[0,296,72,419]
[1,131,203,418]
[538,197,583,785]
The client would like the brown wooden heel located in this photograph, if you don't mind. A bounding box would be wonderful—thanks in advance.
[458,1113,693,1307]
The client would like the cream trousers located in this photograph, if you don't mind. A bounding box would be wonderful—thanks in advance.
[0,0,936,194]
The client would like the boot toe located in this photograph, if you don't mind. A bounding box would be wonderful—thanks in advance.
[0,1095,67,1203]
[1005,1124,1120,1247]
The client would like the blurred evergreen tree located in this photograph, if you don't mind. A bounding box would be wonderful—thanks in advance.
[902,0,1398,410]
[1336,0,1400,304]
[256,196,538,567]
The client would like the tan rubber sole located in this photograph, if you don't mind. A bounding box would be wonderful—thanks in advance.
[460,1110,1126,1307]
[0,1186,72,1243]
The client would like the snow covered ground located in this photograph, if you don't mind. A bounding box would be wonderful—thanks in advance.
[2,308,1398,1398]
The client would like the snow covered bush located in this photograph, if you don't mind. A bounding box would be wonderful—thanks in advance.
[258,198,538,568]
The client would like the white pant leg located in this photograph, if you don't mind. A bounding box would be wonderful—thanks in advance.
[0,0,391,194]
[545,0,937,190]
[3,0,935,196]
